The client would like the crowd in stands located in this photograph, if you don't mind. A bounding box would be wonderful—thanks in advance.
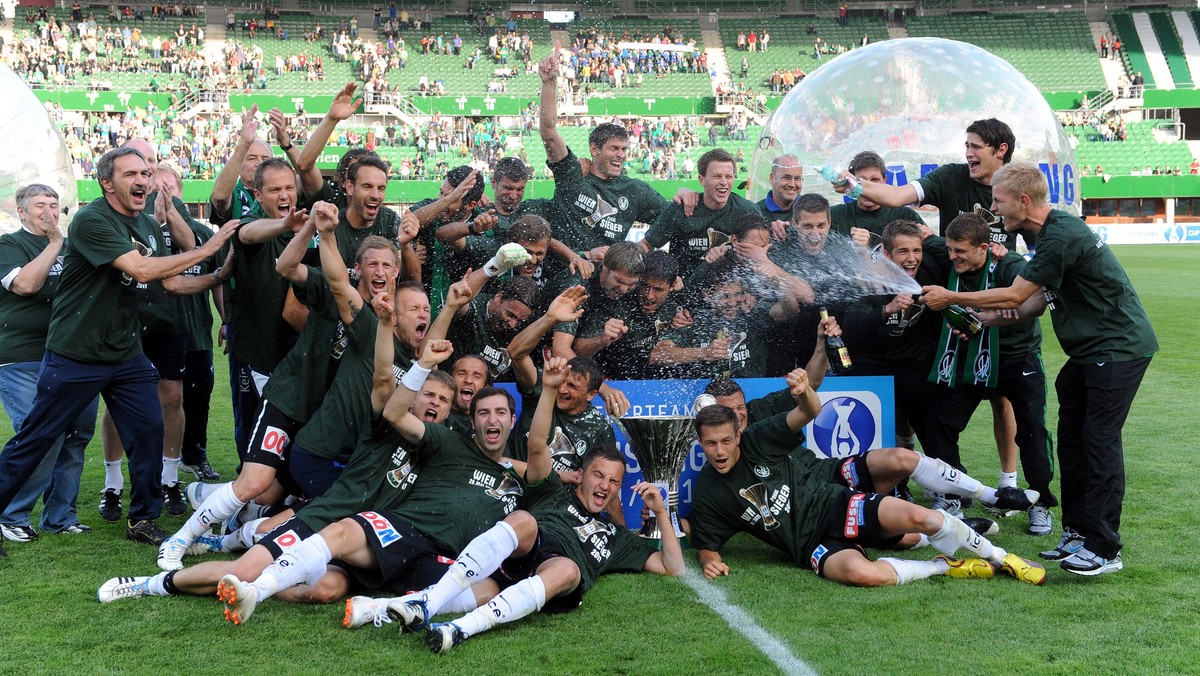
[1059,110,1127,143]
[562,24,705,92]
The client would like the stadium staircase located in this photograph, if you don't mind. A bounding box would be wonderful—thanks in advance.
[702,29,731,95]
[1173,11,1200,86]
[1131,13,1174,88]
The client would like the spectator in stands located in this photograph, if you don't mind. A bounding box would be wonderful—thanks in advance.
[761,30,770,52]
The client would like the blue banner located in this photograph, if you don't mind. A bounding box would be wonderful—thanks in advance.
[498,375,895,528]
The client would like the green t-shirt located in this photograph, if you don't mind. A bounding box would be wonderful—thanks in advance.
[916,163,1014,249]
[47,197,161,364]
[510,376,616,474]
[688,413,845,566]
[593,295,681,380]
[446,408,473,440]
[447,294,519,381]
[293,306,415,463]
[179,220,219,352]
[260,267,346,421]
[334,205,400,271]
[657,303,772,379]
[829,201,925,237]
[556,267,629,338]
[524,472,655,592]
[0,229,63,364]
[643,193,761,279]
[549,148,668,250]
[1018,210,1158,362]
[953,252,1041,358]
[297,416,419,532]
[229,228,297,370]
[387,422,523,554]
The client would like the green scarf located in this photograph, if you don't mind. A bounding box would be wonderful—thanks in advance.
[929,261,1000,388]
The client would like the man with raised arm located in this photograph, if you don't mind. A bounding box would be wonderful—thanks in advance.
[0,147,235,548]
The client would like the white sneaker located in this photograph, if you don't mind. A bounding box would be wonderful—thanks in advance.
[344,596,394,629]
[186,534,227,555]
[156,535,190,571]
[1026,505,1052,536]
[385,598,429,632]
[217,574,259,625]
[185,482,209,511]
[930,494,962,518]
[1061,547,1123,576]
[97,576,151,603]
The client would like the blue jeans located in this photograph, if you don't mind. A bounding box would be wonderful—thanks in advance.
[0,361,98,531]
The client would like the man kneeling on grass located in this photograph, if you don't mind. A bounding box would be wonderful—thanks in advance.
[345,357,685,653]
[689,369,1047,587]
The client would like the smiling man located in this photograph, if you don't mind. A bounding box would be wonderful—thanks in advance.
[829,151,926,237]
[642,148,762,280]
[757,154,804,217]
[0,147,235,549]
[839,119,1018,249]
[689,369,1046,587]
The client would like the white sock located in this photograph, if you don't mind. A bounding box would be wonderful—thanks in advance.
[453,575,546,637]
[146,571,173,596]
[398,586,479,614]
[161,456,181,486]
[980,487,998,505]
[192,481,220,504]
[999,471,1018,489]
[879,557,945,584]
[910,456,984,499]
[239,517,269,548]
[424,521,518,616]
[928,510,1004,563]
[104,460,124,491]
[909,533,930,549]
[178,482,246,541]
[254,534,332,600]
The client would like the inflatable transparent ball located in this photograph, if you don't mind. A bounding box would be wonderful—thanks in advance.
[0,63,79,236]
[748,38,1081,225]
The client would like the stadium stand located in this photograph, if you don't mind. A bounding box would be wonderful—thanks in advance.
[1111,12,1156,89]
[905,12,1106,93]
[1148,11,1192,88]
[1072,119,1193,177]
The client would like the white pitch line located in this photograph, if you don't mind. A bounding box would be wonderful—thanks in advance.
[682,568,817,676]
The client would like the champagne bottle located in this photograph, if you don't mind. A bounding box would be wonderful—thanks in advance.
[942,304,984,337]
[818,166,864,199]
[819,308,852,374]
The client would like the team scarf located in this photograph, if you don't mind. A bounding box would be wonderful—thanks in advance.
[928,260,1000,388]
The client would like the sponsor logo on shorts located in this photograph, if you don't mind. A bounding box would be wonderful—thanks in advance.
[260,425,289,458]
[359,511,402,547]
[810,544,829,573]
[845,493,867,538]
[840,458,859,488]
[272,529,300,551]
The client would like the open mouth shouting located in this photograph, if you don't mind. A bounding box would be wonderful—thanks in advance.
[482,425,503,447]
[457,386,475,409]
[420,406,440,422]
[588,485,610,512]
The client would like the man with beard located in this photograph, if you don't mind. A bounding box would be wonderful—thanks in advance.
[446,354,492,437]
[213,341,525,625]
[326,156,418,281]
[0,147,235,549]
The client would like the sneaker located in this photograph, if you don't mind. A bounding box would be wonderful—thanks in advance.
[56,523,92,534]
[988,486,1039,513]
[1060,548,1123,576]
[181,460,221,482]
[186,534,227,555]
[163,483,187,517]
[0,523,38,542]
[930,494,962,518]
[935,554,995,579]
[157,535,190,571]
[425,622,467,654]
[217,574,259,625]
[1039,527,1085,560]
[386,598,429,632]
[345,596,393,629]
[126,519,170,546]
[1026,505,1052,536]
[185,481,214,512]
[999,552,1047,585]
[962,517,999,536]
[99,488,123,522]
[97,576,151,603]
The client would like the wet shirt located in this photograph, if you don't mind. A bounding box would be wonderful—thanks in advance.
[548,148,667,251]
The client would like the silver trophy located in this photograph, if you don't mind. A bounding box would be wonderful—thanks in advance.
[614,415,695,540]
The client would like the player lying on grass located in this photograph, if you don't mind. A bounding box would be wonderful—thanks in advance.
[688,369,1047,586]
[344,357,684,653]
[700,377,1040,533]
[211,337,532,625]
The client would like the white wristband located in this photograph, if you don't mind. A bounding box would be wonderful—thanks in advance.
[400,363,432,392]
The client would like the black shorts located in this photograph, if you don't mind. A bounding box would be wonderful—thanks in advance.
[341,510,453,592]
[287,443,346,499]
[807,489,902,578]
[835,454,876,493]
[260,516,317,559]
[490,529,582,614]
[245,400,304,469]
[143,331,187,380]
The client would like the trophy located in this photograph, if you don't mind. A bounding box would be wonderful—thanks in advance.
[708,227,731,249]
[614,415,695,540]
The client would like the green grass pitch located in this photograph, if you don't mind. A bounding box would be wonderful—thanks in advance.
[0,244,1196,675]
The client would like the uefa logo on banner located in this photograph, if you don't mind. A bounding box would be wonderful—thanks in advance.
[807,393,883,459]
